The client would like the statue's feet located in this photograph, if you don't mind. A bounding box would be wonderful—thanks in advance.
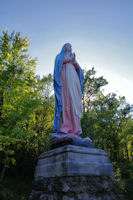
[55,132,82,139]
[82,137,92,143]
[50,132,93,149]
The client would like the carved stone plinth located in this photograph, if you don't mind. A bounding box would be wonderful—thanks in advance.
[34,145,113,179]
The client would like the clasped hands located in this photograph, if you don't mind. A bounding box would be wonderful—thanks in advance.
[70,52,76,63]
[71,53,79,70]
[63,52,79,70]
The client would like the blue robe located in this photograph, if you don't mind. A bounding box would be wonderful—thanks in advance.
[53,43,84,133]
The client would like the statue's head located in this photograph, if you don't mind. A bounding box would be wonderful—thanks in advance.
[59,43,72,55]
[65,43,72,52]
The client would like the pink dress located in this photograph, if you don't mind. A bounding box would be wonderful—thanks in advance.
[59,55,83,136]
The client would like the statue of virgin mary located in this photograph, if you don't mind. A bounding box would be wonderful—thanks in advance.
[53,43,84,136]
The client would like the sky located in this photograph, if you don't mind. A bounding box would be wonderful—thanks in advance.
[1,0,133,105]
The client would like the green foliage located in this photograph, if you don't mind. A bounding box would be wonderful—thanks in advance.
[81,68,133,199]
[0,29,54,182]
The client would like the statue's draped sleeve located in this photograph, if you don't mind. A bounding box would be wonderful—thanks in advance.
[53,54,64,132]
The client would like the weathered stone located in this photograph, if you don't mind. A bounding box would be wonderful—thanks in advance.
[62,183,70,193]
[39,194,48,200]
[29,175,125,200]
[50,133,93,149]
[29,190,43,200]
[77,193,91,200]
[34,145,113,179]
[62,196,75,200]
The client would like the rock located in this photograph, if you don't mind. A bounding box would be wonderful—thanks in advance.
[77,193,90,200]
[29,175,125,200]
[29,190,43,200]
[39,194,48,200]
[50,133,93,149]
[62,183,70,193]
[62,196,75,200]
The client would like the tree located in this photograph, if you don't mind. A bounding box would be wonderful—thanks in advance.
[0,28,39,181]
[82,67,108,112]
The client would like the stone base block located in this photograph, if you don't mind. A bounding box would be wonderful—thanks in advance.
[34,145,113,180]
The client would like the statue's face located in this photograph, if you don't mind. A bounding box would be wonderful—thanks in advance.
[65,43,72,52]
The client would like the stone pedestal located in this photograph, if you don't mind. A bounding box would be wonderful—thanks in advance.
[34,145,113,179]
[29,145,125,200]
